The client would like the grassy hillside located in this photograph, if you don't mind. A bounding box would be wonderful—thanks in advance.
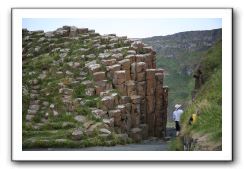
[170,41,222,151]
[142,29,222,114]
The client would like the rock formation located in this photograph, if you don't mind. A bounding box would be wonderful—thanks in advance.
[22,26,168,148]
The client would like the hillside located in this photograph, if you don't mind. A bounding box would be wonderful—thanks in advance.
[142,29,222,114]
[170,41,222,151]
[22,26,168,149]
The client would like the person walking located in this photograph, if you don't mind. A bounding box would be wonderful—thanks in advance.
[173,104,184,136]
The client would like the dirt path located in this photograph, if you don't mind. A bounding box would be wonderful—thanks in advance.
[25,138,169,151]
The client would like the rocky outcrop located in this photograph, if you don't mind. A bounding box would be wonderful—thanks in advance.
[22,26,168,147]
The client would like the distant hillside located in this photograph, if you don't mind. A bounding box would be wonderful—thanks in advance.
[142,29,222,114]
[170,41,222,151]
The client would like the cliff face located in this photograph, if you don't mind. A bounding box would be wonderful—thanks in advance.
[22,26,168,148]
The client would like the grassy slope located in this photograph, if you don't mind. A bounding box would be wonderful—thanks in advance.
[143,29,222,114]
[170,41,222,150]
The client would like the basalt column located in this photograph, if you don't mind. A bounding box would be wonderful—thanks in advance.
[145,69,156,136]
[162,86,169,137]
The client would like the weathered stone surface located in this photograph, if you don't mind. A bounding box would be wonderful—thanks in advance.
[136,72,146,82]
[74,115,87,123]
[99,128,111,135]
[129,128,142,142]
[135,54,146,62]
[111,93,119,105]
[93,72,106,81]
[130,95,141,104]
[91,109,107,119]
[118,59,130,69]
[125,80,136,96]
[78,28,88,34]
[85,88,95,96]
[22,26,168,143]
[86,122,103,136]
[88,64,101,73]
[71,129,83,140]
[29,104,40,111]
[125,55,135,63]
[98,53,111,59]
[103,118,114,128]
[140,124,149,139]
[146,69,156,80]
[108,109,121,127]
[146,79,156,96]
[155,73,164,83]
[101,59,117,66]
[95,80,112,95]
[81,80,92,87]
[119,96,131,104]
[26,114,34,121]
[127,50,136,55]
[117,105,126,119]
[111,53,123,61]
[106,64,121,78]
[136,81,146,97]
[146,96,155,114]
[114,83,127,95]
[101,96,114,110]
[113,70,126,85]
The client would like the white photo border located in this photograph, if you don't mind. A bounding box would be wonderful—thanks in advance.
[12,8,233,161]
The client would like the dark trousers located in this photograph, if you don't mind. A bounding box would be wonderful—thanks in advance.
[175,121,181,131]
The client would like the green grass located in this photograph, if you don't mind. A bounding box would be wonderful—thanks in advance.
[178,41,222,150]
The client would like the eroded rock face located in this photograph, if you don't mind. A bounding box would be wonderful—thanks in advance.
[22,26,168,145]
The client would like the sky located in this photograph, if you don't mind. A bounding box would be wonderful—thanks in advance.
[22,18,222,38]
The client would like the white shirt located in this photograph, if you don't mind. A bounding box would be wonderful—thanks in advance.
[173,109,184,121]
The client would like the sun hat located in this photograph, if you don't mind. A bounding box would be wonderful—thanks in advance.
[175,104,181,109]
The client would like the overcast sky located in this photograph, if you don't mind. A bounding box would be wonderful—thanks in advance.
[22,18,222,38]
